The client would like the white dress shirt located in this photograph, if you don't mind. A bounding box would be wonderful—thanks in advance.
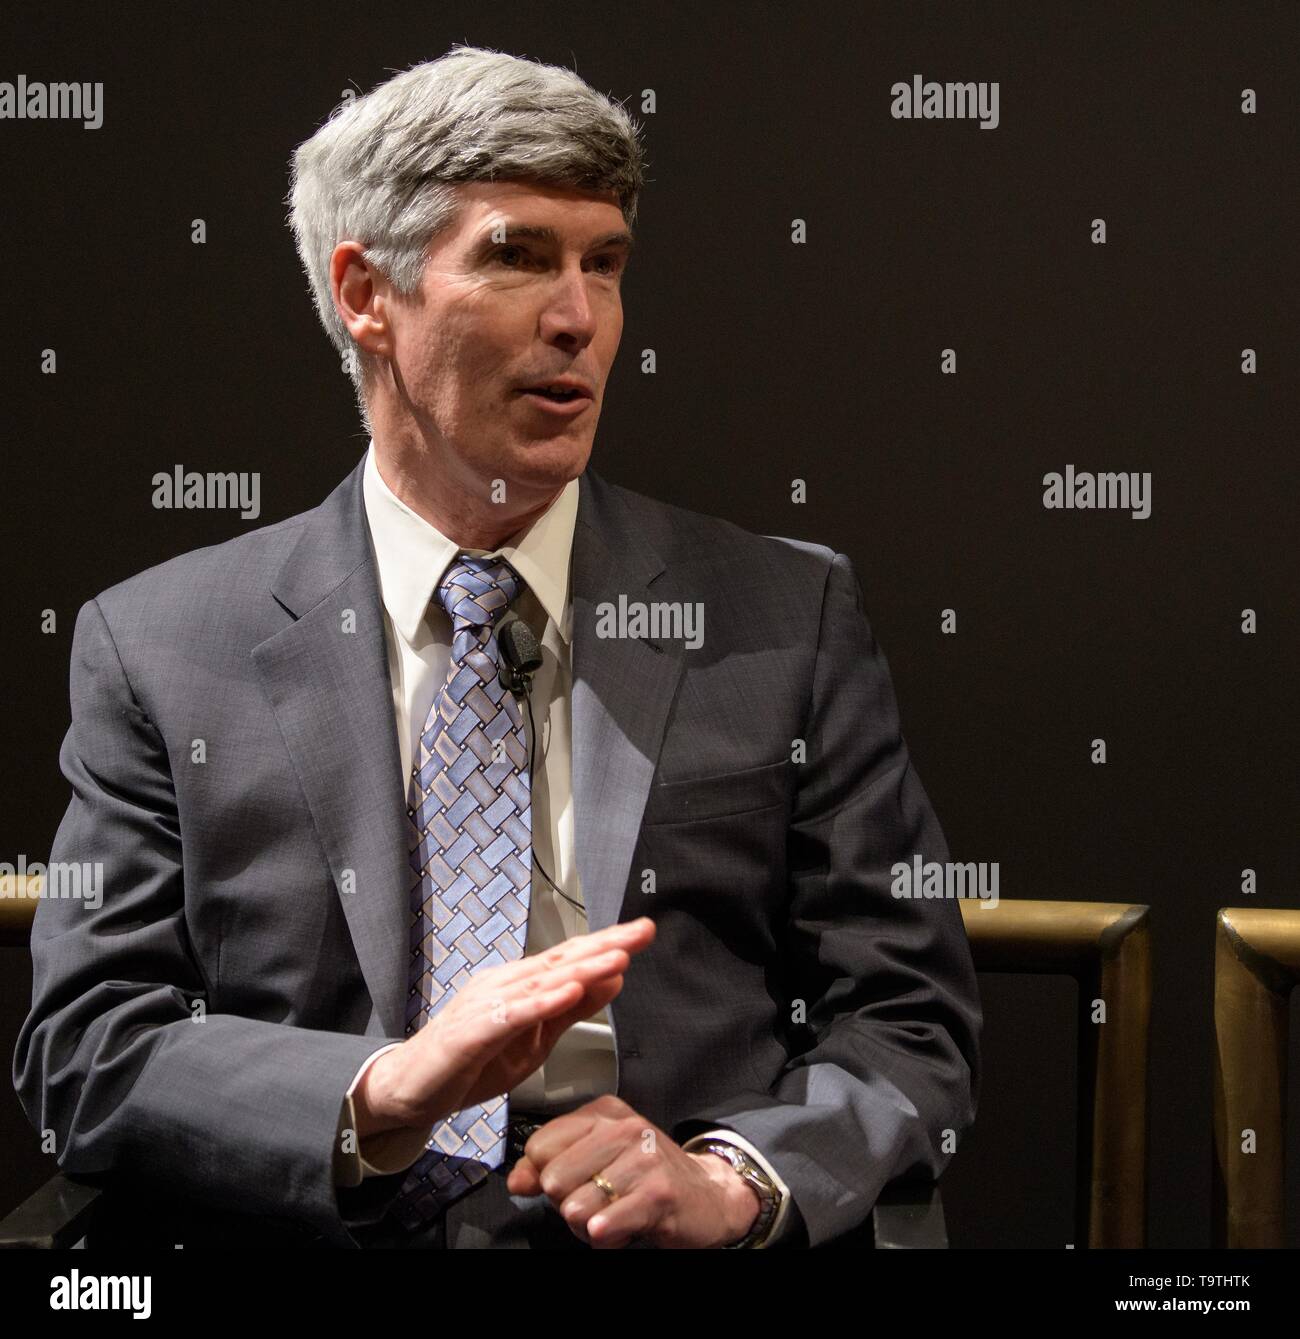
[332,441,792,1245]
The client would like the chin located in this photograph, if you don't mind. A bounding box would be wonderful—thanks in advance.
[508,438,593,487]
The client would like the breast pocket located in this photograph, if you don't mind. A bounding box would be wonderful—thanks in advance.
[640,757,791,826]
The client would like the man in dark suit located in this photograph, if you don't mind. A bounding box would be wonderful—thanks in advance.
[13,44,980,1249]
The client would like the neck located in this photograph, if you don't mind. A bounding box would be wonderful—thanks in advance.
[372,431,561,551]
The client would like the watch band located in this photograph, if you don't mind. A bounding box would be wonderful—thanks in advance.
[694,1138,782,1248]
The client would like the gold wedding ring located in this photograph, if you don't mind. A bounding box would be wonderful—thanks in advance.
[591,1172,618,1201]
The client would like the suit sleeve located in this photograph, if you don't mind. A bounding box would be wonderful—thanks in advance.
[671,551,983,1247]
[10,597,402,1248]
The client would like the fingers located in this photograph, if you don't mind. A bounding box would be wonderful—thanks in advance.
[424,959,619,1064]
[484,918,655,992]
[411,921,655,1073]
[492,948,629,1014]
[528,1119,664,1249]
[452,919,652,1026]
[505,979,586,1024]
[582,1176,656,1249]
[505,1154,543,1197]
[538,974,623,1048]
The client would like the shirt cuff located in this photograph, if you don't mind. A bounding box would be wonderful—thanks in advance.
[334,1042,435,1187]
[681,1128,794,1247]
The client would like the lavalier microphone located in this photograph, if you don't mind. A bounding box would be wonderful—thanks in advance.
[496,610,544,698]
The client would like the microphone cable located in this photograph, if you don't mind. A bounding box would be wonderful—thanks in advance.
[497,610,587,918]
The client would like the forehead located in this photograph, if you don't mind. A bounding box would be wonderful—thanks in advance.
[445,179,628,244]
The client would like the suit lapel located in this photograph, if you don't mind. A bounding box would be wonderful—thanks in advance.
[569,470,685,933]
[252,460,410,1039]
[250,457,684,1040]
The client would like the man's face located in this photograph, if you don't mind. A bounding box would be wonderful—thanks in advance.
[379,179,631,502]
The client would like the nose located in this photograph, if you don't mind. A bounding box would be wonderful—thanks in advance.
[537,262,598,349]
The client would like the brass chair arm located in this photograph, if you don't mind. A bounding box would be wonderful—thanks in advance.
[0,1172,105,1249]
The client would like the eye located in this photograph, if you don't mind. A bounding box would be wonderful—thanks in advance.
[591,254,625,277]
[494,245,531,267]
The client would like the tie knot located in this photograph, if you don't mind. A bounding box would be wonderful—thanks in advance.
[436,554,522,628]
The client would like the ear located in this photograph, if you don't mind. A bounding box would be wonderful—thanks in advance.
[331,240,396,361]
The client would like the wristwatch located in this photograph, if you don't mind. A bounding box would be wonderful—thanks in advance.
[694,1138,782,1248]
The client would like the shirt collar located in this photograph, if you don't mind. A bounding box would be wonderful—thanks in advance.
[361,439,578,647]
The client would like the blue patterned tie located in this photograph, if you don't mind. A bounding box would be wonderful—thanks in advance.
[390,553,532,1231]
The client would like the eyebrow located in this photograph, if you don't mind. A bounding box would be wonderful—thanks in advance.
[476,224,636,255]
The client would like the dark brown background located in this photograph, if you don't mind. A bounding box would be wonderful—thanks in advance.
[2,0,1296,1248]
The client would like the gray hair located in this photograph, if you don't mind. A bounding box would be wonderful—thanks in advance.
[285,43,647,431]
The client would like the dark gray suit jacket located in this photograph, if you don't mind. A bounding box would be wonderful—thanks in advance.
[13,454,981,1248]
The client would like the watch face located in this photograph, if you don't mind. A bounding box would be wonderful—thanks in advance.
[707,1143,774,1192]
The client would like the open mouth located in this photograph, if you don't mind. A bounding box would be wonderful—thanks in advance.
[522,386,584,402]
